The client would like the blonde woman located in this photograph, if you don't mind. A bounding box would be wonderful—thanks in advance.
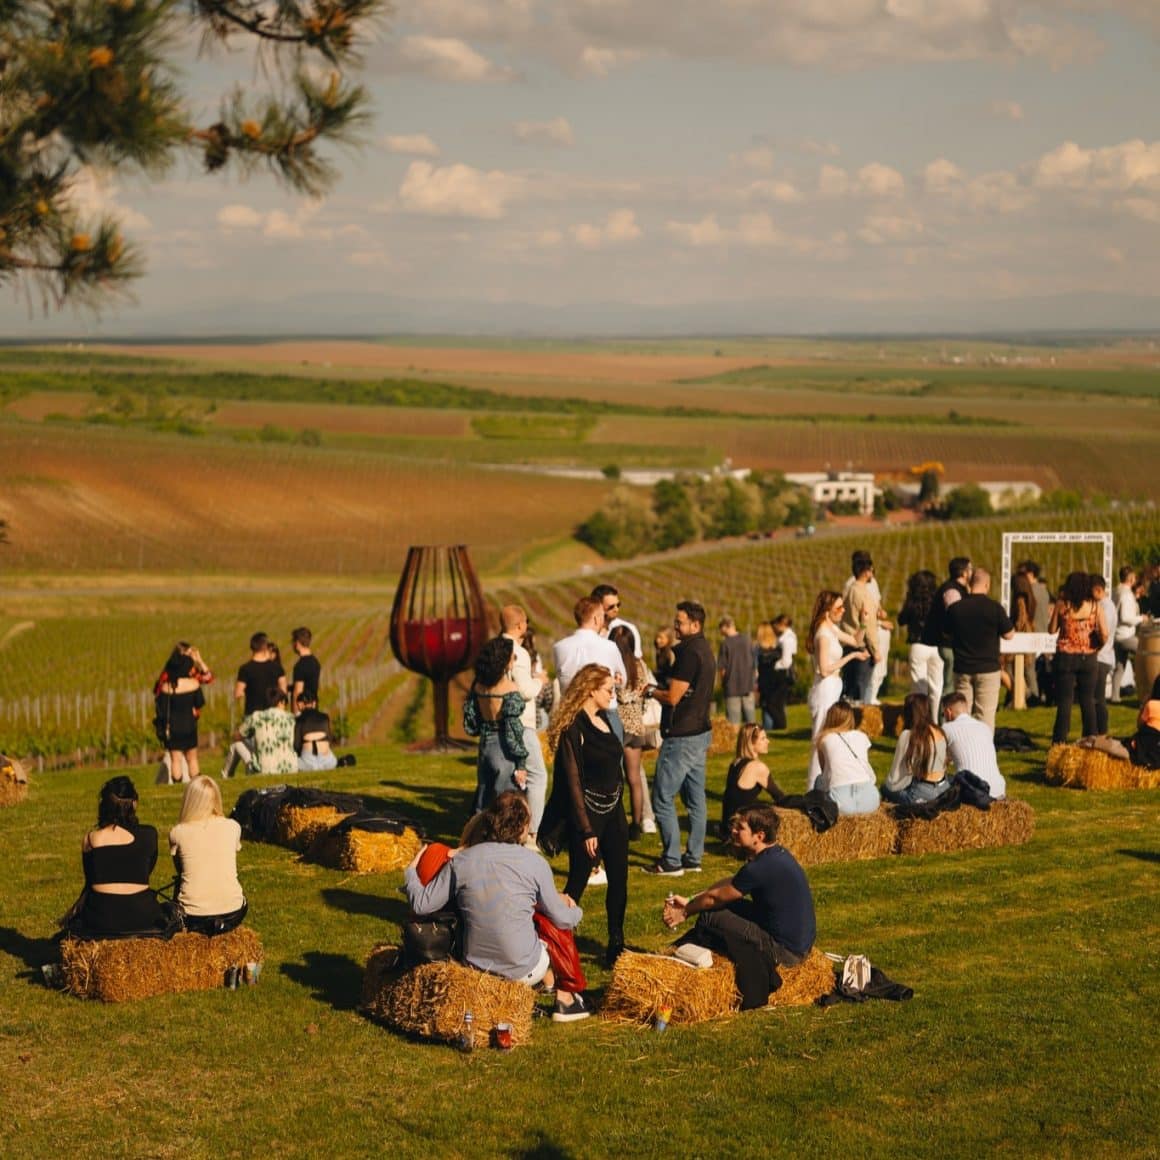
[609,624,657,840]
[540,663,628,968]
[720,723,785,838]
[813,702,880,815]
[806,590,869,789]
[169,776,247,935]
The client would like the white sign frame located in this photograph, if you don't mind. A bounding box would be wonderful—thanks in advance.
[999,530,1114,628]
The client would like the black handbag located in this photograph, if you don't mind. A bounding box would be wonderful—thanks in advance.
[402,910,461,967]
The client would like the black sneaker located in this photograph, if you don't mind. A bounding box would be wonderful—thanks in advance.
[627,823,642,841]
[551,993,593,1022]
[643,861,684,877]
[680,856,703,873]
[336,754,357,768]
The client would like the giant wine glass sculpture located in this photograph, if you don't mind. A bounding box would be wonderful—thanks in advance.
[388,545,489,751]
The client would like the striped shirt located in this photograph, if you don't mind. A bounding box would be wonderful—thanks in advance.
[943,714,1005,799]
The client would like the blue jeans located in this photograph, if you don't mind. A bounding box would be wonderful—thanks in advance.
[885,777,949,806]
[724,694,755,725]
[651,731,711,867]
[522,726,548,833]
[828,781,881,815]
[473,732,519,813]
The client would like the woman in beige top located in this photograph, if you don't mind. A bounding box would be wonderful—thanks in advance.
[169,776,247,935]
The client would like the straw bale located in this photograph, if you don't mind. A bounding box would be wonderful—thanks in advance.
[601,949,740,1025]
[767,947,835,1008]
[854,705,884,740]
[0,754,28,808]
[363,958,536,1047]
[310,824,423,874]
[773,807,898,867]
[1044,744,1160,791]
[273,804,356,852]
[879,703,905,738]
[893,800,1035,857]
[60,927,263,1003]
[709,716,740,757]
[361,944,402,1007]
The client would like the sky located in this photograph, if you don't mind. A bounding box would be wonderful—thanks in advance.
[6,0,1160,336]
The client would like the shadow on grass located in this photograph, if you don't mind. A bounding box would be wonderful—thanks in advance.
[1117,848,1160,863]
[0,925,59,973]
[514,1135,576,1160]
[321,886,409,926]
[280,950,365,1011]
[359,780,472,842]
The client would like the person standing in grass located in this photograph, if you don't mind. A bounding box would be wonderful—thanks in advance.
[897,570,944,721]
[1090,575,1117,737]
[806,591,868,790]
[945,568,1014,729]
[153,642,213,785]
[1112,566,1144,702]
[663,804,816,1011]
[541,663,630,967]
[234,632,287,719]
[501,604,549,845]
[290,627,321,709]
[1049,571,1108,744]
[644,601,716,877]
[609,624,657,841]
[463,636,527,814]
[592,582,642,659]
[929,557,973,697]
[718,615,757,725]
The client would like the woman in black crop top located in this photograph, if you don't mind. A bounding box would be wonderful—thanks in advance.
[720,723,785,839]
[72,776,168,938]
[542,663,630,968]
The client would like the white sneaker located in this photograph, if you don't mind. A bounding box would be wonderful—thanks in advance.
[588,865,608,887]
[641,818,657,834]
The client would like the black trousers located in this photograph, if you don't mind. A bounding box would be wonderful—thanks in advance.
[680,900,803,1010]
[183,899,249,936]
[1052,652,1099,742]
[762,670,792,730]
[564,803,628,948]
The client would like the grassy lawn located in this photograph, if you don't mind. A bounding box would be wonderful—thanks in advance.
[1,701,1157,1159]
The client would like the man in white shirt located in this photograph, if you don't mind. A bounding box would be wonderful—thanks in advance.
[553,596,627,737]
[1112,566,1143,702]
[592,583,643,658]
[502,603,549,843]
[940,693,1005,799]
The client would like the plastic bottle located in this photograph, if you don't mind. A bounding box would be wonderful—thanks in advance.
[655,1005,672,1033]
[458,1010,475,1053]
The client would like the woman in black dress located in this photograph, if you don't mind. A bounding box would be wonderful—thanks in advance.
[542,663,629,967]
[154,643,213,784]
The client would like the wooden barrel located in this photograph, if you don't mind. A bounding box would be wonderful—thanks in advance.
[1134,623,1160,701]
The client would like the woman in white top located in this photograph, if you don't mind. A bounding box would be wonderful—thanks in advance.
[806,590,869,789]
[883,693,950,805]
[814,702,880,815]
[169,776,247,935]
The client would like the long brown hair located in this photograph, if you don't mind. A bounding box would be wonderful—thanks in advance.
[807,591,841,655]
[902,692,940,779]
[546,663,612,757]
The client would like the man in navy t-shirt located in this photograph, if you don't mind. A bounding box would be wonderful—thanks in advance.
[663,804,816,1009]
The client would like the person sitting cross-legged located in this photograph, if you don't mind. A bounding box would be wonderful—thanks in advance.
[662,805,816,1010]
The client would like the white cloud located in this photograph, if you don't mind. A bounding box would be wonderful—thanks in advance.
[514,117,575,147]
[858,213,925,245]
[1118,197,1160,223]
[216,201,331,241]
[217,204,264,230]
[395,35,514,82]
[398,160,525,219]
[571,208,642,249]
[736,213,785,248]
[854,162,907,198]
[1033,139,1160,192]
[67,168,151,233]
[666,214,726,247]
[988,99,1025,121]
[732,145,775,173]
[818,165,849,197]
[923,158,967,194]
[744,179,803,204]
[383,133,441,157]
[578,46,642,75]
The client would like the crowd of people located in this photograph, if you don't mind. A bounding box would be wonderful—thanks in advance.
[61,555,1157,1023]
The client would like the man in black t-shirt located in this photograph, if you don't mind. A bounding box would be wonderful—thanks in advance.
[290,626,322,711]
[663,804,816,1009]
[234,632,287,719]
[643,601,716,876]
[946,568,1014,729]
[929,556,972,697]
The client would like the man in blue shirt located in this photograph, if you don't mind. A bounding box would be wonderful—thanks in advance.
[662,804,816,1009]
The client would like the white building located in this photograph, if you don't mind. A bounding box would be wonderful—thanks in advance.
[784,471,880,516]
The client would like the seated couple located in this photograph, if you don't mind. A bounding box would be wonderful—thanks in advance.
[664,805,816,1010]
[223,688,353,777]
[404,793,592,1022]
[68,776,246,940]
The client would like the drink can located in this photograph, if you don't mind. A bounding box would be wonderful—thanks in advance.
[494,1022,514,1051]
[224,966,239,990]
[244,961,262,985]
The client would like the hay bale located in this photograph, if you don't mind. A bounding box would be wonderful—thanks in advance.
[601,949,740,1025]
[708,716,740,757]
[879,703,905,738]
[273,803,356,852]
[0,754,29,808]
[362,957,536,1047]
[773,807,898,867]
[1044,744,1160,791]
[361,944,401,1007]
[60,927,263,1003]
[854,705,884,740]
[310,821,424,874]
[893,799,1035,857]
[767,947,835,1008]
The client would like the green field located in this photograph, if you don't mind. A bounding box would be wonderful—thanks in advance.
[1,702,1156,1158]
